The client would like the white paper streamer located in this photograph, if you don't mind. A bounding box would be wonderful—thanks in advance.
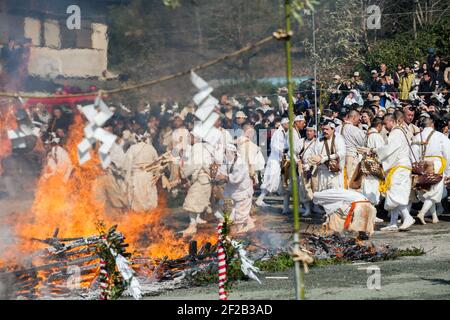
[110,248,142,300]
[230,240,261,284]
[77,98,118,169]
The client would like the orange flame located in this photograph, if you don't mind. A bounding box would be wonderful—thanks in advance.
[0,102,17,175]
[3,113,215,268]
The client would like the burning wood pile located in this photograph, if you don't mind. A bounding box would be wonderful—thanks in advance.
[0,226,218,300]
[300,233,398,262]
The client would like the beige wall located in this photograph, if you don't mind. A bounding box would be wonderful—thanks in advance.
[28,47,108,78]
[24,17,41,46]
[44,19,61,49]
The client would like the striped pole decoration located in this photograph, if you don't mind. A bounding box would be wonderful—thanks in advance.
[217,223,228,300]
[99,259,110,300]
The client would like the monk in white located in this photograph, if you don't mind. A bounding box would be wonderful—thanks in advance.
[283,115,307,214]
[358,112,415,231]
[314,189,376,237]
[297,124,318,217]
[42,134,73,183]
[123,130,159,212]
[217,144,255,234]
[360,117,385,224]
[336,110,366,187]
[412,116,450,225]
[236,123,265,185]
[309,120,346,192]
[94,141,129,215]
[168,115,191,188]
[256,118,289,207]
[180,133,215,237]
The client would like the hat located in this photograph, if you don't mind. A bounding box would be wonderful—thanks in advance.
[419,112,431,119]
[371,70,378,74]
[255,96,272,106]
[333,75,341,80]
[281,118,290,125]
[321,119,336,129]
[235,111,248,119]
[277,87,288,94]
[294,115,305,122]
[225,144,237,152]
[353,71,360,77]
[306,120,317,130]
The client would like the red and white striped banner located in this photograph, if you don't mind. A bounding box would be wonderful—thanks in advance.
[217,223,228,301]
[99,259,109,300]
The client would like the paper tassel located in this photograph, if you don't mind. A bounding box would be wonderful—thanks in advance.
[110,249,142,300]
[231,240,261,284]
[77,98,119,169]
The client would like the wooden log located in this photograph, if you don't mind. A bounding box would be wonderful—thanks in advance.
[189,241,198,257]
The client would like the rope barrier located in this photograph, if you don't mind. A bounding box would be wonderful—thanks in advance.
[0,34,276,100]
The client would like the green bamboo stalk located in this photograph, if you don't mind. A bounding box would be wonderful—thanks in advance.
[284,0,305,300]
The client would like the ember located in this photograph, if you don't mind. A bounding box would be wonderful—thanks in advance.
[300,233,398,263]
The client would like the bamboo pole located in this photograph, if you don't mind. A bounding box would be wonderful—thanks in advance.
[284,0,305,300]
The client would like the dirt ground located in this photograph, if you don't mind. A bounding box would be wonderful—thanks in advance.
[1,193,450,300]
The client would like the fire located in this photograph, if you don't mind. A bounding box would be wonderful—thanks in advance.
[0,100,17,175]
[6,112,215,267]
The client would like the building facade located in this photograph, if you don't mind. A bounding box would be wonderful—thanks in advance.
[0,0,122,79]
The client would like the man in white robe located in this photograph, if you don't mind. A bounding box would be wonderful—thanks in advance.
[256,118,289,207]
[358,112,415,231]
[42,134,73,183]
[297,125,318,217]
[217,144,255,234]
[168,116,191,189]
[361,118,385,214]
[236,123,265,185]
[282,115,306,214]
[412,117,450,225]
[180,133,215,237]
[94,142,129,215]
[309,120,346,193]
[336,110,366,187]
[123,131,159,212]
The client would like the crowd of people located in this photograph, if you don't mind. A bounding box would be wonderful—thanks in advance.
[2,48,450,238]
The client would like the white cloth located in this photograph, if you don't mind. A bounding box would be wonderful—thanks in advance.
[313,189,368,215]
[182,142,213,214]
[170,128,191,162]
[313,135,346,191]
[298,138,317,202]
[412,128,450,202]
[124,142,158,212]
[236,136,266,174]
[219,154,254,226]
[43,145,73,183]
[361,129,385,205]
[260,127,286,193]
[375,127,412,210]
[338,122,366,158]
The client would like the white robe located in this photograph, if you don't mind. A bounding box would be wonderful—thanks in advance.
[182,142,213,214]
[43,145,73,183]
[412,127,450,202]
[313,135,346,192]
[236,136,266,175]
[375,127,412,211]
[219,154,254,226]
[124,142,158,212]
[298,138,317,202]
[361,129,385,205]
[260,127,286,193]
